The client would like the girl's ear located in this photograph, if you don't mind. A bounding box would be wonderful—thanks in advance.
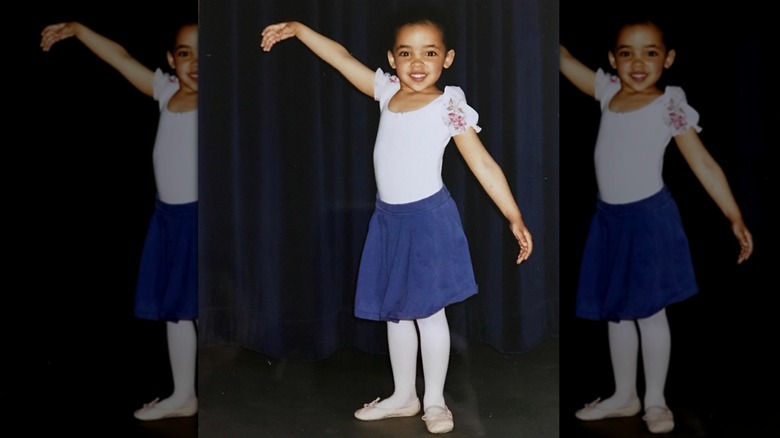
[167,51,176,70]
[443,49,455,69]
[664,49,676,68]
[608,51,617,69]
[387,50,396,69]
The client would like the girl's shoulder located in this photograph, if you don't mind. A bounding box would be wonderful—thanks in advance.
[441,85,468,102]
[660,85,688,103]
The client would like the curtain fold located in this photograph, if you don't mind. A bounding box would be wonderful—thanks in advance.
[200,0,559,360]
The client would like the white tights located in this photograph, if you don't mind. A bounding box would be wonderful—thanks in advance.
[375,309,450,410]
[601,308,671,409]
[154,320,198,408]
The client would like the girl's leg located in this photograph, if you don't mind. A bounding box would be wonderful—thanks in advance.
[416,308,450,409]
[636,308,671,408]
[593,320,641,410]
[372,319,419,409]
[155,319,198,409]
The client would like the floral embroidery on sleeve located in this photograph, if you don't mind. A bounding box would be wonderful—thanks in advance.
[440,87,481,134]
[664,97,690,133]
[444,98,469,134]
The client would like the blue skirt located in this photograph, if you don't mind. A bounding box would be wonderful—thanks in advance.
[134,199,197,321]
[354,186,478,322]
[576,187,698,322]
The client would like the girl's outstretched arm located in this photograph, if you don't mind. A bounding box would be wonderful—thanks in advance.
[560,45,596,97]
[674,129,754,264]
[453,129,532,264]
[41,22,154,97]
[261,22,375,98]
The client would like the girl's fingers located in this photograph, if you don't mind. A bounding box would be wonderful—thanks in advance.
[260,28,285,51]
[735,229,753,264]
[514,229,532,264]
[41,24,72,51]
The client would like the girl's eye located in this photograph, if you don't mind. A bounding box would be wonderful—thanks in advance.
[618,51,630,57]
[647,50,659,57]
[398,51,409,57]
[177,50,190,58]
[426,51,437,57]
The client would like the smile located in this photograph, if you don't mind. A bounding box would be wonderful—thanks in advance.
[410,73,427,81]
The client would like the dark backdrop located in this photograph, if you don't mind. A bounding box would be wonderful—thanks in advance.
[198,0,560,360]
[559,1,775,435]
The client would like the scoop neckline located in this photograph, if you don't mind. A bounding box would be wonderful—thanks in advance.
[386,89,447,115]
[606,86,669,114]
[606,88,667,115]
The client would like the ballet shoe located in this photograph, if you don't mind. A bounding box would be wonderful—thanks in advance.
[422,405,454,434]
[643,405,674,434]
[133,397,198,421]
[354,397,421,421]
[574,397,641,421]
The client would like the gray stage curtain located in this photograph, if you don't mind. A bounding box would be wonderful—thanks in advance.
[199,0,559,360]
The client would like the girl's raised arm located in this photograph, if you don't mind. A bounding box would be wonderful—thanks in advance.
[560,45,596,98]
[453,129,532,264]
[674,130,754,264]
[261,22,375,98]
[41,22,155,97]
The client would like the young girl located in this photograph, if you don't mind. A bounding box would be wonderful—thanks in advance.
[261,12,532,435]
[560,19,753,434]
[41,20,199,421]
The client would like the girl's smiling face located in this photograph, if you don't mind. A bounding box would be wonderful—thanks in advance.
[608,23,675,95]
[167,24,199,94]
[387,22,455,93]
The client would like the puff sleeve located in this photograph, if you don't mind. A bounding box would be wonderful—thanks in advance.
[594,68,621,110]
[662,86,702,135]
[153,68,180,110]
[374,68,401,110]
[441,86,481,135]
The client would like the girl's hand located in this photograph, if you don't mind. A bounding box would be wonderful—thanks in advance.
[511,221,533,264]
[260,22,299,52]
[41,22,79,52]
[732,220,753,264]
